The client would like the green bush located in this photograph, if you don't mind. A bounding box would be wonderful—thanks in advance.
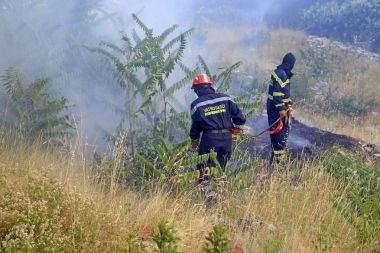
[0,173,129,252]
[323,147,380,251]
[203,224,232,253]
[153,221,181,253]
[258,239,284,253]
[1,69,75,144]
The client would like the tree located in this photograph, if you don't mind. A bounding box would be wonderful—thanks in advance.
[92,14,196,146]
[1,69,75,143]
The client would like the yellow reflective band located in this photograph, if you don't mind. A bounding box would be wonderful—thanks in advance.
[268,94,273,100]
[282,98,292,103]
[272,71,290,88]
[273,92,285,97]
[274,150,287,155]
[275,103,285,107]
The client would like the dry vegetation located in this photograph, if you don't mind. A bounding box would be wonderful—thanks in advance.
[2,130,372,252]
[1,23,379,253]
[199,25,380,147]
[297,110,380,146]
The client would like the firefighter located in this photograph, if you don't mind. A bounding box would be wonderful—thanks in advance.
[267,52,296,164]
[190,73,246,182]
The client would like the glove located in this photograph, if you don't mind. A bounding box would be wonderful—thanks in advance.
[191,139,199,149]
[287,109,293,128]
[279,110,287,119]
[231,128,242,141]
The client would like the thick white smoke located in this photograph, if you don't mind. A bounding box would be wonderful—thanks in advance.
[0,0,280,151]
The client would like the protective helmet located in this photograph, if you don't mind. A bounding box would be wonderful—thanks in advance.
[192,73,212,89]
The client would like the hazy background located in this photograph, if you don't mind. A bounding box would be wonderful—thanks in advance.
[1,0,379,150]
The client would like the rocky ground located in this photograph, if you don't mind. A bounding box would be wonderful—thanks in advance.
[307,35,380,63]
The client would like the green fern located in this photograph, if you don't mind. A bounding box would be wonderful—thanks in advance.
[1,69,74,143]
[195,57,260,116]
[203,224,232,253]
[153,221,181,253]
[92,15,195,140]
[134,138,220,184]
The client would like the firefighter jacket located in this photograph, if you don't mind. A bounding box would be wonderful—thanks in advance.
[190,86,246,140]
[267,68,291,111]
[267,53,296,111]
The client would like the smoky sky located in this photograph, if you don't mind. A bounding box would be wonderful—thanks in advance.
[0,0,282,151]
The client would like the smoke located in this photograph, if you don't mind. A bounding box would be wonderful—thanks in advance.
[0,0,284,152]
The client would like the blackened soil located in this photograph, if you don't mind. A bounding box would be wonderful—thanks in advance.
[243,116,365,160]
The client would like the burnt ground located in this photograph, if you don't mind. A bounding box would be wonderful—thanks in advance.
[243,115,379,162]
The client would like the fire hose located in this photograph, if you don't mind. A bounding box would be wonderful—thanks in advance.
[231,98,305,139]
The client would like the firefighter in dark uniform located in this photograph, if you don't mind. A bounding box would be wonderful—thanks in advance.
[267,52,296,164]
[190,73,246,181]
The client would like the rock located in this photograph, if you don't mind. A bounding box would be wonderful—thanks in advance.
[311,81,330,96]
[268,224,277,232]
[307,36,380,63]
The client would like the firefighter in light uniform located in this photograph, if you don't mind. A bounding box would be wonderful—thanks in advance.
[267,52,296,164]
[190,73,246,181]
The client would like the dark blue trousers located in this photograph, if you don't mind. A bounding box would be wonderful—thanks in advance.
[197,132,232,176]
[267,102,290,163]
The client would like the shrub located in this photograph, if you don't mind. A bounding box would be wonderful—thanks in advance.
[152,221,181,253]
[323,147,380,251]
[0,173,130,252]
[1,69,74,144]
[203,224,232,253]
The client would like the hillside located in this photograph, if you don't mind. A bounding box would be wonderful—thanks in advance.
[1,131,379,252]
[1,1,380,252]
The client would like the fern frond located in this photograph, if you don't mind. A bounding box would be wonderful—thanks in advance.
[163,28,193,53]
[158,24,179,43]
[156,144,169,165]
[131,28,142,44]
[134,152,164,179]
[172,139,190,157]
[26,78,48,100]
[177,62,195,75]
[87,46,119,61]
[100,41,124,55]
[214,61,241,84]
[164,70,197,97]
[197,55,212,78]
[162,34,186,77]
[132,14,153,37]
[233,93,250,103]
[121,34,133,54]
[1,68,22,98]
[134,90,157,115]
[237,101,261,111]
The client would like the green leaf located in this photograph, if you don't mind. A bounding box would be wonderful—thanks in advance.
[134,152,164,179]
[132,14,153,37]
[197,55,212,78]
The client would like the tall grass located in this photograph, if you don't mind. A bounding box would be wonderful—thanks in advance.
[199,25,380,146]
[298,109,380,146]
[1,129,374,252]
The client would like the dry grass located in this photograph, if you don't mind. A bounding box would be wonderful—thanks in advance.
[199,25,380,149]
[0,131,359,252]
[297,109,380,146]
[198,25,307,73]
